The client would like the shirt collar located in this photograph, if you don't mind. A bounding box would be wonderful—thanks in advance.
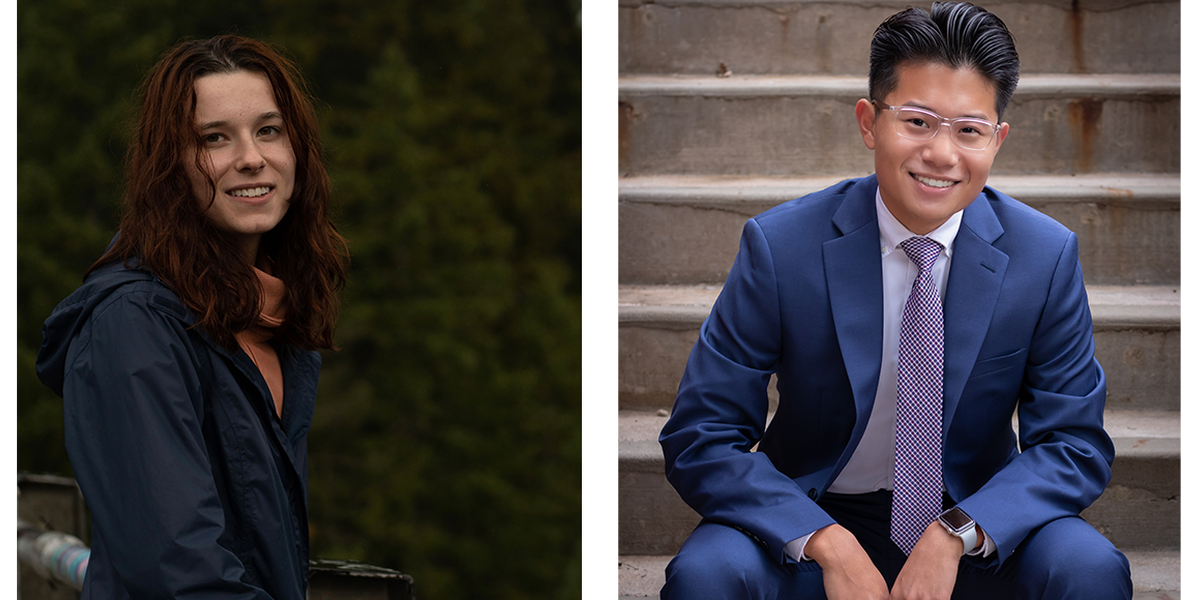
[875,187,962,258]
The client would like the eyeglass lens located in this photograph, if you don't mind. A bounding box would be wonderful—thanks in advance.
[892,107,995,150]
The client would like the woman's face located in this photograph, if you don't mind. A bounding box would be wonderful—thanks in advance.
[185,70,296,263]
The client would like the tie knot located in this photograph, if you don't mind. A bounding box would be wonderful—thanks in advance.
[899,237,942,273]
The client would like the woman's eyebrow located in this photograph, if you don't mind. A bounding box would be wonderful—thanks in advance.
[197,112,284,130]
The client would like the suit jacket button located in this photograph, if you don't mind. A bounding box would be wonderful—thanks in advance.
[807,488,818,500]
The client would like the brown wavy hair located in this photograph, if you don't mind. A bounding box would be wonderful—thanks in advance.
[89,35,349,350]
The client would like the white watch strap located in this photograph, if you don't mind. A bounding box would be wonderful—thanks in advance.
[957,524,978,556]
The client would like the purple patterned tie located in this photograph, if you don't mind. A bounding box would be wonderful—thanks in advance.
[891,236,945,555]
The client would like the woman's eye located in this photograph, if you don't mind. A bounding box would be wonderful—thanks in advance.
[203,133,224,144]
[259,125,281,136]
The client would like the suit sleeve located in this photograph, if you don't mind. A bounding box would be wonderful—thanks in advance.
[956,232,1114,567]
[62,293,275,599]
[659,218,837,564]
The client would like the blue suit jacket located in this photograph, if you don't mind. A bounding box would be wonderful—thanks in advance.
[660,175,1113,569]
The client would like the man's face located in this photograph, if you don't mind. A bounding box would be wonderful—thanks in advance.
[855,62,1009,235]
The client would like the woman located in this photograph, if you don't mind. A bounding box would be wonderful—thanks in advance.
[36,35,348,599]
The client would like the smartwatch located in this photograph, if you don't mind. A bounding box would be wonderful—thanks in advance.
[936,507,978,556]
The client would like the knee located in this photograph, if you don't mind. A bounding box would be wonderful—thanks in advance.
[1015,519,1131,598]
[1048,543,1128,583]
[1037,545,1129,599]
[661,523,783,600]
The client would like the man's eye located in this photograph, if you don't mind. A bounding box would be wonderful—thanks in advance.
[956,123,991,137]
[906,118,929,128]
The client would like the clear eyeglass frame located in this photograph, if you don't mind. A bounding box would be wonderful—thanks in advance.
[872,100,1000,151]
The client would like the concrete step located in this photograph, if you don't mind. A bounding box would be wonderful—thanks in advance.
[616,550,1181,599]
[618,74,1179,177]
[619,173,1179,286]
[617,408,1179,556]
[619,0,1179,77]
[617,285,1179,413]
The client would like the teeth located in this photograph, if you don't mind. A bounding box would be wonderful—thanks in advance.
[230,186,271,198]
[915,175,955,188]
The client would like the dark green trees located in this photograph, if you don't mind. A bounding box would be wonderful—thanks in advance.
[18,2,581,598]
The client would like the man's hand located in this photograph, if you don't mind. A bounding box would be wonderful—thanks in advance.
[806,524,890,600]
[889,521,963,600]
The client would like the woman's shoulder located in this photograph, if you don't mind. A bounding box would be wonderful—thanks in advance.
[37,259,198,395]
[73,260,192,323]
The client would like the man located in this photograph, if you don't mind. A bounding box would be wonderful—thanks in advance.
[658,2,1132,599]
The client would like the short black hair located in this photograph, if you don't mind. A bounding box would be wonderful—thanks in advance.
[869,2,1020,119]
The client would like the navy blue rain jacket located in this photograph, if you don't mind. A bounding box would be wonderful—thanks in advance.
[37,258,320,600]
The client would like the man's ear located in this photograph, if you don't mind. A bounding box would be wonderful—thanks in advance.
[855,98,877,150]
[993,122,1010,152]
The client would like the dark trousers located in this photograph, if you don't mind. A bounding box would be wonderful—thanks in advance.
[661,490,1132,600]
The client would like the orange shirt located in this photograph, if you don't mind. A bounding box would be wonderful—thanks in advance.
[235,267,286,418]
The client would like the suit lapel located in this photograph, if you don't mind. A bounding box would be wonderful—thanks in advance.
[941,192,1008,433]
[824,178,885,449]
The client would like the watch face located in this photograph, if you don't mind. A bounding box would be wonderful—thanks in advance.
[941,508,974,531]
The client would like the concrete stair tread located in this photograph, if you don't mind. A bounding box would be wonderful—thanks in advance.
[619,284,1180,328]
[619,73,1179,98]
[619,173,1181,206]
[619,408,1180,458]
[616,551,1181,599]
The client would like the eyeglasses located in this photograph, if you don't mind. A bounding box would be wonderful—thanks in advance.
[872,101,1000,151]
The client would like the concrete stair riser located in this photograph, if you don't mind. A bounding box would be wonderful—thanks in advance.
[617,412,1179,555]
[619,0,1179,76]
[1094,327,1179,412]
[619,178,1179,286]
[618,323,1180,414]
[619,439,700,556]
[617,286,1179,413]
[1082,443,1181,549]
[619,76,1179,177]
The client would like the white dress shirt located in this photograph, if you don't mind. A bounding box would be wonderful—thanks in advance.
[785,190,993,561]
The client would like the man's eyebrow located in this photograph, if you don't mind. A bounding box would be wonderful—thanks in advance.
[197,112,284,130]
[901,103,992,121]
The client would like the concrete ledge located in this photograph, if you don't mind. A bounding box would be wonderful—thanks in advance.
[616,551,1180,599]
[617,282,1180,321]
[619,173,1181,207]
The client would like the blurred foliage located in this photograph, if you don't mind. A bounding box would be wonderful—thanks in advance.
[17,1,582,598]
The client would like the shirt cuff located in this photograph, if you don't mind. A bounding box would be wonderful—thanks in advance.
[786,532,816,562]
[791,522,993,560]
